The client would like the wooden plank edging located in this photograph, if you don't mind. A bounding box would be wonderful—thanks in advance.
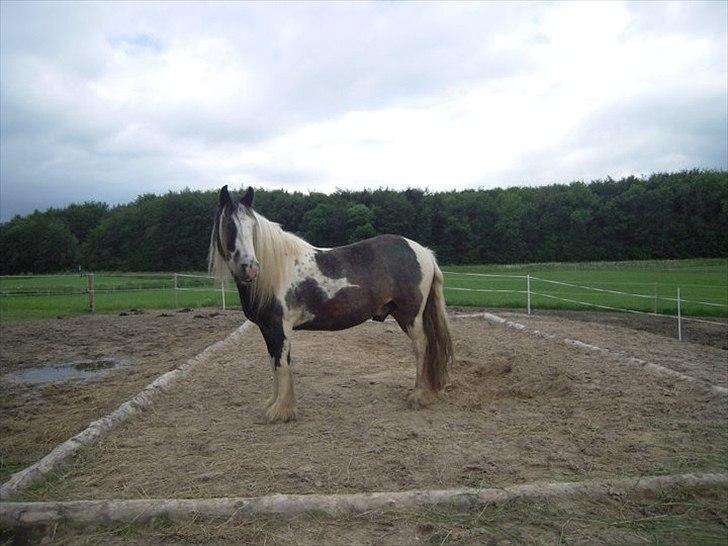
[1,472,726,526]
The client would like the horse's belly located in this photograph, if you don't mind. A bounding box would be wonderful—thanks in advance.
[293,312,371,331]
[291,285,381,331]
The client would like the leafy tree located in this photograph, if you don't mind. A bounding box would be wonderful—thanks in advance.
[345,204,376,243]
[301,199,349,247]
[1,170,726,273]
[50,202,109,244]
[0,215,79,273]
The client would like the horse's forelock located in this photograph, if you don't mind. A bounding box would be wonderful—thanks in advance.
[213,206,225,255]
[208,205,232,284]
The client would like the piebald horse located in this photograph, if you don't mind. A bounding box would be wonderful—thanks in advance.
[209,186,453,423]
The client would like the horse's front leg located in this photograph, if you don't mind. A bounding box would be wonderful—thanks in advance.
[264,323,297,423]
[264,356,278,408]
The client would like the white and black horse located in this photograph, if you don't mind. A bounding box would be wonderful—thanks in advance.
[209,186,453,423]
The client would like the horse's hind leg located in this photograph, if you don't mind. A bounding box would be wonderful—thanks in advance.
[395,313,437,409]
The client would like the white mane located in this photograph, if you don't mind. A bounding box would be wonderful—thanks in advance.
[209,209,312,307]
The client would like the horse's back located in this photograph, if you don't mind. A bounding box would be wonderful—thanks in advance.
[315,234,425,280]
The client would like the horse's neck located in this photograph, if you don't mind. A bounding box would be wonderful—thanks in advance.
[235,281,268,322]
[245,216,311,320]
[254,216,312,277]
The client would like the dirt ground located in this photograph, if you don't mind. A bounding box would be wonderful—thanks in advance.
[2,309,726,544]
[13,313,726,503]
[496,310,728,389]
[512,308,728,351]
[0,310,243,482]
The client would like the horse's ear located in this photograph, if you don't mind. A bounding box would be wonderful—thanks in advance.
[219,185,233,210]
[241,186,255,208]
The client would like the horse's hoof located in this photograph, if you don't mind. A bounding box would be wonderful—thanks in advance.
[407,388,437,409]
[266,403,297,423]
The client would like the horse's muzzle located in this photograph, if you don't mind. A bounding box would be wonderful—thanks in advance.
[239,263,260,283]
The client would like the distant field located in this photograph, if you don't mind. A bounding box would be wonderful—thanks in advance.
[0,273,233,320]
[0,258,726,320]
[443,258,728,318]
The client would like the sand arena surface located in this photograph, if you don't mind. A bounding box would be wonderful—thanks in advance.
[4,311,723,502]
[0,310,243,482]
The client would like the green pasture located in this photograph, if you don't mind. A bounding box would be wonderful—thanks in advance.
[443,258,728,318]
[0,273,238,320]
[0,258,726,321]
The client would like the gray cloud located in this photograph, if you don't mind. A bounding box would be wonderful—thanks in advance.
[1,0,726,220]
[496,87,727,188]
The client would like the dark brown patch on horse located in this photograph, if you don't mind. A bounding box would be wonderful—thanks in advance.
[286,278,376,331]
[235,278,286,368]
[288,235,423,331]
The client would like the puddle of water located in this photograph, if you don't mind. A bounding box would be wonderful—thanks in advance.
[2,358,129,385]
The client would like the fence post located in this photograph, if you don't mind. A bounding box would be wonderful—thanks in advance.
[676,287,682,341]
[87,273,95,313]
[173,273,179,308]
[221,279,226,311]
[526,274,531,315]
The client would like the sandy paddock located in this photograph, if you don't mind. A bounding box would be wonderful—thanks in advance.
[3,310,723,504]
[0,311,243,482]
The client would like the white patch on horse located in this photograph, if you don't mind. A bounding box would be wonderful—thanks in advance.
[295,249,359,299]
[406,238,436,313]
[319,275,358,298]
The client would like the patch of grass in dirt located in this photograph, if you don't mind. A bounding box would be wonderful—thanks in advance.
[4,487,726,545]
[13,447,96,503]
[3,429,70,485]
[0,459,25,483]
[0,412,86,484]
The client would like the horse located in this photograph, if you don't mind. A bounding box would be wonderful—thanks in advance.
[209,185,454,423]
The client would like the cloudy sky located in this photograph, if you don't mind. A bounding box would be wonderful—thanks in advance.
[1,1,726,221]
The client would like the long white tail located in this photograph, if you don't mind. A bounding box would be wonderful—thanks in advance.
[421,263,453,391]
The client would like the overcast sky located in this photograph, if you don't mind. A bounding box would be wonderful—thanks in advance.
[1,1,726,221]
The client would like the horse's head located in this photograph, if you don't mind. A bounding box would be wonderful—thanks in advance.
[213,185,260,283]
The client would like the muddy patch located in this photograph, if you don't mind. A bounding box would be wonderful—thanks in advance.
[2,358,129,385]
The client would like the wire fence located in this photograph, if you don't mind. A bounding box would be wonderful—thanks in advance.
[1,271,726,340]
[0,272,239,318]
[442,271,727,340]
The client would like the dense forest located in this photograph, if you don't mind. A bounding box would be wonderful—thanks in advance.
[1,170,726,274]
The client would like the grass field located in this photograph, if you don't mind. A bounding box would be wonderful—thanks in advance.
[443,257,728,318]
[0,258,726,321]
[0,273,229,320]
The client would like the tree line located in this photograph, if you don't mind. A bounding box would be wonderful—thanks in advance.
[1,170,726,274]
